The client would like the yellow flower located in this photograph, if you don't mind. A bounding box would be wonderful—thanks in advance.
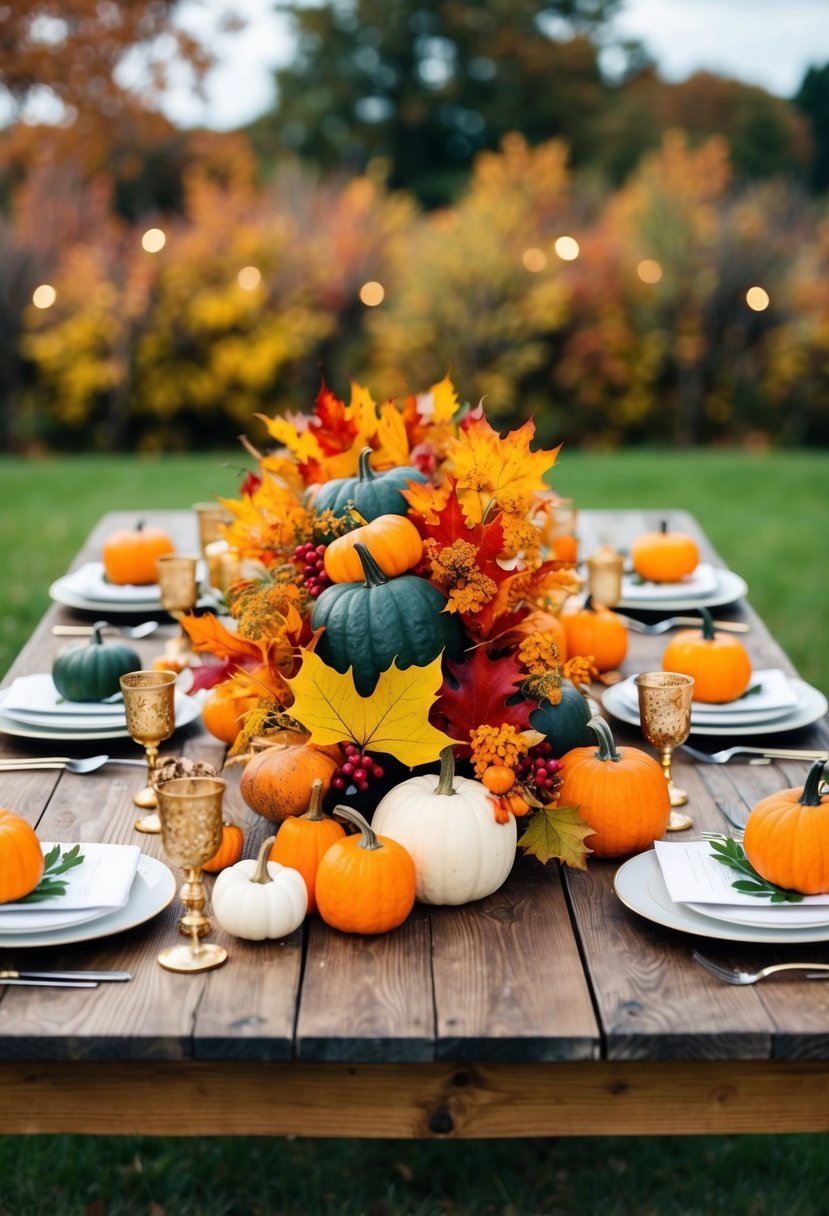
[518,632,562,675]
[469,723,532,777]
[427,538,498,614]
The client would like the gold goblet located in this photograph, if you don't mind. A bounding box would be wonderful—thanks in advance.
[156,776,228,973]
[193,501,232,558]
[634,671,695,831]
[120,669,177,834]
[585,545,625,608]
[155,553,198,663]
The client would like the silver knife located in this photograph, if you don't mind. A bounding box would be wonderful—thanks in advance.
[0,969,132,982]
[1,978,99,988]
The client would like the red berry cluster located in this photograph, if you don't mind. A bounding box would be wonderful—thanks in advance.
[332,743,385,793]
[516,741,563,796]
[294,542,332,598]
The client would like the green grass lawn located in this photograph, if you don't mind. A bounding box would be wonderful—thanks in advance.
[0,446,828,1213]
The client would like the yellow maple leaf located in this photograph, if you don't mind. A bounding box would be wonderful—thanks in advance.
[286,650,458,767]
[449,414,561,523]
[373,400,411,469]
[516,804,594,869]
[422,374,460,425]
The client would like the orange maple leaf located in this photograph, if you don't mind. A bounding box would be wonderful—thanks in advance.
[449,414,560,524]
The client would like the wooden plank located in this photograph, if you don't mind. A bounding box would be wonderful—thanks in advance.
[431,857,599,1062]
[296,905,435,1062]
[2,1059,829,1137]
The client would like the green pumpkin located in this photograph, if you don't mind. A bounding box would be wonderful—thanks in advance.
[52,623,141,703]
[313,447,427,525]
[529,679,594,758]
[311,543,462,696]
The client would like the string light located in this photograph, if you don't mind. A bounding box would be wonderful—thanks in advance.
[637,259,662,284]
[32,284,57,309]
[746,286,770,312]
[237,266,261,291]
[554,235,580,261]
[141,228,167,253]
[359,281,385,306]
[522,248,547,272]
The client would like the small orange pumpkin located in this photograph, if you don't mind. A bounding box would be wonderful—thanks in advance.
[661,608,752,703]
[482,765,516,795]
[240,742,341,823]
[269,778,346,913]
[203,822,245,873]
[202,683,262,745]
[630,520,699,584]
[102,521,175,586]
[323,514,423,584]
[561,596,628,672]
[743,761,829,894]
[0,809,45,903]
[557,717,670,858]
[315,804,416,934]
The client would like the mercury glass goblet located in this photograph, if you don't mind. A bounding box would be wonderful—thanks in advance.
[120,669,177,834]
[585,545,625,608]
[193,502,232,558]
[155,553,198,662]
[155,776,228,973]
[634,671,695,832]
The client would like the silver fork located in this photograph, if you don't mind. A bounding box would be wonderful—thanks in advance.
[692,950,829,985]
[613,613,749,635]
[52,620,160,639]
[680,743,829,765]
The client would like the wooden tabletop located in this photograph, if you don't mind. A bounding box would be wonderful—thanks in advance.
[1,509,828,1139]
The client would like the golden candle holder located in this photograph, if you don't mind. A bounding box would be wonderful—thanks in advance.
[120,669,177,834]
[155,776,228,973]
[585,545,625,608]
[635,671,695,831]
[156,553,198,662]
[193,502,232,558]
[534,492,578,562]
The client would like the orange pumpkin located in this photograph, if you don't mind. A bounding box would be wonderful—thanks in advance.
[661,608,752,703]
[561,596,628,672]
[482,765,516,795]
[102,521,175,586]
[630,520,699,584]
[495,609,568,663]
[240,743,341,823]
[0,809,45,903]
[743,761,829,894]
[203,822,245,873]
[269,779,346,913]
[315,804,416,934]
[558,717,670,858]
[202,683,262,745]
[323,514,423,584]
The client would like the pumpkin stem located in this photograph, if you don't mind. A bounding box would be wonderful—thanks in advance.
[303,779,326,821]
[91,621,108,646]
[696,607,716,641]
[659,520,668,534]
[798,760,828,807]
[435,745,457,797]
[354,542,388,588]
[251,835,277,884]
[357,447,377,483]
[583,594,595,613]
[332,803,383,850]
[586,716,622,762]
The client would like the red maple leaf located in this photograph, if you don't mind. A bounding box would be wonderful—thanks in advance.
[431,647,535,753]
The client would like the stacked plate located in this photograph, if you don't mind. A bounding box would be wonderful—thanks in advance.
[616,563,748,612]
[49,561,215,615]
[0,842,176,949]
[602,669,828,738]
[0,672,203,741]
[615,841,829,945]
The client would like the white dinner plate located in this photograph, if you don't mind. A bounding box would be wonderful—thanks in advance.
[615,567,748,612]
[49,568,217,616]
[614,850,829,944]
[684,901,829,931]
[602,677,828,738]
[610,674,801,727]
[0,903,122,934]
[0,688,202,741]
[0,853,176,948]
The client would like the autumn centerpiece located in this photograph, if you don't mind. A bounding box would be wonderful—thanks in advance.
[184,376,598,881]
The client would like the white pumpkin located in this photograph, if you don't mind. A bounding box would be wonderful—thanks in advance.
[211,835,307,940]
[371,747,517,906]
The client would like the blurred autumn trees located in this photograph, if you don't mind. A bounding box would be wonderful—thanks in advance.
[1,0,829,451]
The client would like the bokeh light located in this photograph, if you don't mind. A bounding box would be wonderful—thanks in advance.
[141,228,167,253]
[746,285,770,311]
[237,266,261,291]
[32,284,57,309]
[522,248,547,272]
[554,235,580,261]
[359,281,385,306]
[637,259,663,284]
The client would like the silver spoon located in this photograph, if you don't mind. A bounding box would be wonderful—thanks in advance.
[0,754,146,774]
[52,621,161,639]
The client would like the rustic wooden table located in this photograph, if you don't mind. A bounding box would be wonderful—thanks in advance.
[1,509,828,1140]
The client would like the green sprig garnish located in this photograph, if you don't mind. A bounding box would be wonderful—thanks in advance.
[18,844,85,903]
[708,835,804,903]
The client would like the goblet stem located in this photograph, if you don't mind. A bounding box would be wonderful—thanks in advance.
[660,746,693,831]
[178,867,211,939]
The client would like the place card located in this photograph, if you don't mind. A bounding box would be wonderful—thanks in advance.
[653,840,829,908]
